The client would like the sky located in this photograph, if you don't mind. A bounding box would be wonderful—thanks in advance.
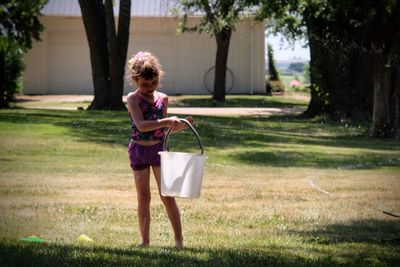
[265,33,310,61]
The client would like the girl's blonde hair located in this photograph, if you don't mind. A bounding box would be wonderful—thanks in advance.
[126,51,165,84]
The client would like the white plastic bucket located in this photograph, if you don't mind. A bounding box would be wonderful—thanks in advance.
[159,119,205,198]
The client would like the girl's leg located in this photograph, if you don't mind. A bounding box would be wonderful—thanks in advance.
[152,166,184,248]
[133,167,151,246]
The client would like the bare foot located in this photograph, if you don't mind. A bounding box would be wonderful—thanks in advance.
[175,240,184,249]
[138,242,149,248]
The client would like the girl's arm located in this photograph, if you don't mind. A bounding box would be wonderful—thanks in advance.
[127,92,180,132]
[163,95,194,132]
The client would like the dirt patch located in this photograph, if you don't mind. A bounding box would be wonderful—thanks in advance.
[16,95,95,102]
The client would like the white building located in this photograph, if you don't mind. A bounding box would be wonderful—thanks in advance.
[23,0,265,95]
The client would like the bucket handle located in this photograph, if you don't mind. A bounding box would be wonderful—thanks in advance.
[163,119,204,154]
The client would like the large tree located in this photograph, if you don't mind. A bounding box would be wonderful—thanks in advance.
[0,0,47,108]
[259,0,400,138]
[178,0,259,103]
[304,1,400,137]
[78,0,131,110]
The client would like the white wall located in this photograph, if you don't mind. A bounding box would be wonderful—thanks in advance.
[23,16,265,95]
[23,31,49,94]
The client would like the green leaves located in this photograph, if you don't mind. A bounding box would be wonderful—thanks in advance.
[0,0,47,108]
[178,0,260,35]
[0,0,47,49]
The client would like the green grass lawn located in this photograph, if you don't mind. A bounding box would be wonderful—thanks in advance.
[168,92,309,108]
[1,95,399,266]
[14,92,310,110]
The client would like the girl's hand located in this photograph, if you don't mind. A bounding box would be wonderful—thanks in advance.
[171,116,195,132]
[166,116,181,129]
[185,116,194,125]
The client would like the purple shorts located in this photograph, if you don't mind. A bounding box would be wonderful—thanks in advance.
[128,141,164,171]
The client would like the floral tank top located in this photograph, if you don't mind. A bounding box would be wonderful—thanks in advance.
[130,92,166,142]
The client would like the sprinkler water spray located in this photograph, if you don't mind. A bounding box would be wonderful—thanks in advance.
[306,178,400,219]
[307,178,400,241]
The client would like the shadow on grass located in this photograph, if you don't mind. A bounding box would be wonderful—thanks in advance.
[229,150,400,169]
[0,109,130,146]
[1,234,398,267]
[290,218,400,245]
[187,115,400,169]
[1,109,399,169]
[192,114,397,151]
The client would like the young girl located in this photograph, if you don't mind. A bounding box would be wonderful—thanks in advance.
[126,51,192,249]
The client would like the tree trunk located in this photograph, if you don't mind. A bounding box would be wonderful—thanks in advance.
[303,15,326,117]
[0,54,6,108]
[303,48,323,117]
[327,54,352,119]
[347,53,374,120]
[79,0,130,110]
[304,19,373,121]
[370,62,392,137]
[104,0,129,110]
[394,64,400,139]
[78,0,110,110]
[115,0,130,110]
[213,27,232,103]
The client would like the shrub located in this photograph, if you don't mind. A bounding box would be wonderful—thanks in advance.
[266,79,285,95]
[0,38,25,108]
[0,0,46,108]
[267,44,280,81]
[266,44,285,95]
